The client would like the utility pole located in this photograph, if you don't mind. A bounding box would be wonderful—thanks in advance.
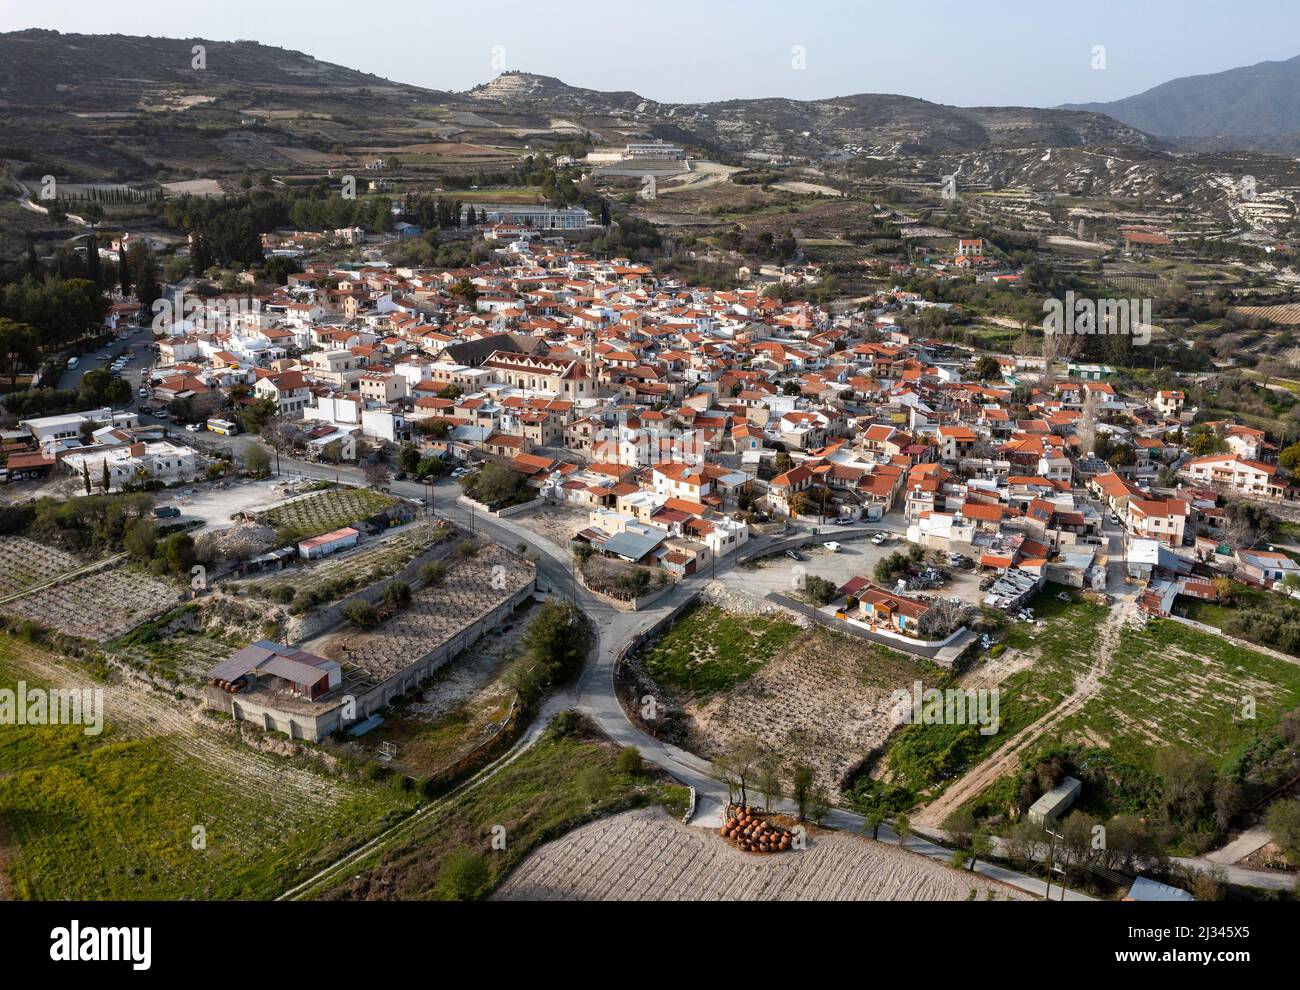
[1043,827,1061,902]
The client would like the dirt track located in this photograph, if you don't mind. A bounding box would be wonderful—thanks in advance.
[915,600,1131,827]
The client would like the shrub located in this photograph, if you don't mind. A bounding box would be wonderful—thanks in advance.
[434,849,490,901]
[549,710,580,737]
[616,746,643,775]
[343,600,381,630]
[382,580,412,609]
[804,574,838,605]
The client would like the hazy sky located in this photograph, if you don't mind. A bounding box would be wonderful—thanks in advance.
[4,0,1299,107]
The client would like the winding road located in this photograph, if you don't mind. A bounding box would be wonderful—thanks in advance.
[249,453,1093,900]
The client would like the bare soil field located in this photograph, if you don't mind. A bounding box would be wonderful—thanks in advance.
[495,808,1025,901]
[0,536,83,599]
[271,147,349,166]
[309,543,533,679]
[642,598,940,796]
[3,565,181,640]
[161,178,224,196]
[511,502,588,548]
[339,601,535,777]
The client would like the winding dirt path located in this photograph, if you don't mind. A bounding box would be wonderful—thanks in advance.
[916,600,1132,828]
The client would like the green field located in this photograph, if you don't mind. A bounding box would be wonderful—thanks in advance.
[879,590,1108,796]
[312,720,678,900]
[640,602,803,698]
[0,639,416,900]
[1056,618,1300,766]
[0,642,113,777]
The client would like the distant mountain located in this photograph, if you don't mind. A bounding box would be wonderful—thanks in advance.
[0,30,1218,224]
[469,71,1160,157]
[1062,55,1300,148]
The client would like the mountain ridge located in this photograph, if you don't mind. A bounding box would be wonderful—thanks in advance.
[1061,53,1300,148]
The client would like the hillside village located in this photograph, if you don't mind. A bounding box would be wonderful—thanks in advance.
[5,25,1300,928]
[9,214,1299,629]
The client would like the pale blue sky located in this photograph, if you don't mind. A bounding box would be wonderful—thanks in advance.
[3,0,1297,107]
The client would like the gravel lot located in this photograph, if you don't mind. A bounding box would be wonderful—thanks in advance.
[730,538,985,606]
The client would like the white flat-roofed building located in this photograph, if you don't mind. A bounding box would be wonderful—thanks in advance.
[469,205,594,230]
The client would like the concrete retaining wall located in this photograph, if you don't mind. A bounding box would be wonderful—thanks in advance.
[207,579,536,741]
[456,494,542,519]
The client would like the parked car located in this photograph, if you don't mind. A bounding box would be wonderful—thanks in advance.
[185,422,200,432]
[834,516,853,525]
[823,541,842,553]
[393,471,408,481]
[871,532,889,546]
[785,550,804,561]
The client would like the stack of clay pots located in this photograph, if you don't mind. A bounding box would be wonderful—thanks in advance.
[718,805,794,854]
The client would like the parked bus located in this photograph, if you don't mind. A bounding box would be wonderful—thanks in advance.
[206,418,239,436]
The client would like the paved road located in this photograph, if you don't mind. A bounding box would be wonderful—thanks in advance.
[221,453,1093,900]
[58,325,154,392]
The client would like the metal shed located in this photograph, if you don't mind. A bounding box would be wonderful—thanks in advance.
[1027,775,1082,826]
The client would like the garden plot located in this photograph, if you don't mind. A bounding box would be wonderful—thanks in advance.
[234,522,452,604]
[638,602,940,796]
[261,487,400,539]
[3,566,181,640]
[0,536,83,599]
[495,808,1025,901]
[311,543,534,680]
